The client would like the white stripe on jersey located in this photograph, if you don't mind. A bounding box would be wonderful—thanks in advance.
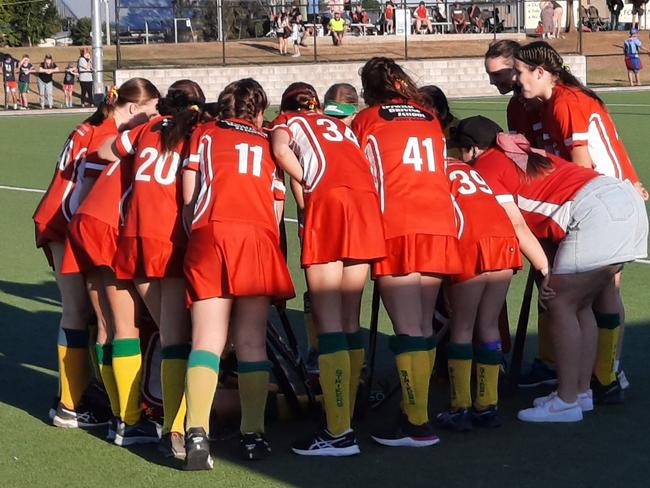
[517,195,572,231]
[192,134,214,225]
[285,116,327,193]
[365,135,385,213]
[61,147,87,222]
[586,113,623,180]
[496,194,515,204]
[85,162,106,172]
[451,194,464,239]
[272,178,286,194]
[120,131,136,155]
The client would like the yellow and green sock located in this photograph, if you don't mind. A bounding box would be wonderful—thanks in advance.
[185,350,220,434]
[95,343,120,417]
[390,335,430,426]
[238,360,273,434]
[475,341,502,411]
[447,342,473,411]
[57,328,91,410]
[318,332,351,436]
[346,331,365,418]
[594,312,621,386]
[161,343,191,435]
[112,338,143,425]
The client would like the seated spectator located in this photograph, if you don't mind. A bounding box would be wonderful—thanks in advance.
[351,5,369,34]
[414,1,433,34]
[329,11,347,45]
[452,2,468,32]
[468,3,482,30]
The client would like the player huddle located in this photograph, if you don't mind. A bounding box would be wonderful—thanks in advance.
[33,42,648,471]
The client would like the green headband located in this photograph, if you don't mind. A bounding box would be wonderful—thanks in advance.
[323,102,357,117]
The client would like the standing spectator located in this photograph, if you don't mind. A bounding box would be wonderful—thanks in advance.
[17,54,32,110]
[37,54,58,110]
[277,13,291,56]
[77,48,93,107]
[607,0,624,31]
[415,1,433,34]
[452,3,468,32]
[291,14,303,57]
[329,11,346,45]
[63,63,78,108]
[385,1,395,34]
[540,1,555,39]
[2,53,18,110]
[552,0,564,39]
[624,28,645,86]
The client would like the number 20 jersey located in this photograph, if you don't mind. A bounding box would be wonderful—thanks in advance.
[352,102,458,240]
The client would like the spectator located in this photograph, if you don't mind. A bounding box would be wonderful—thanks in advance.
[540,1,555,39]
[291,14,304,57]
[276,13,290,55]
[607,0,624,31]
[552,0,564,39]
[329,11,346,45]
[17,54,32,110]
[436,0,447,20]
[2,53,18,110]
[307,0,318,22]
[77,48,93,107]
[63,63,77,108]
[37,54,58,110]
[452,2,468,33]
[468,4,482,31]
[384,1,395,34]
[631,0,647,30]
[624,28,646,86]
[352,5,369,35]
[414,1,433,34]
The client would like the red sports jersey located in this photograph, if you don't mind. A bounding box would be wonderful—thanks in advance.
[507,95,543,149]
[473,147,600,243]
[352,101,458,240]
[33,122,94,245]
[542,84,639,182]
[83,117,119,178]
[113,115,187,245]
[186,118,283,234]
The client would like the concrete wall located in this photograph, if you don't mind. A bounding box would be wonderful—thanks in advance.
[115,55,586,104]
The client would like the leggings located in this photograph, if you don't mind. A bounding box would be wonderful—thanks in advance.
[37,79,53,108]
[80,81,93,105]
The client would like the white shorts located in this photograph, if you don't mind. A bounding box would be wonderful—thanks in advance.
[553,176,648,274]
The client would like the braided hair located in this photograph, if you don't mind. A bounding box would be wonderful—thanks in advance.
[156,79,206,154]
[360,57,422,106]
[215,78,268,124]
[280,82,321,112]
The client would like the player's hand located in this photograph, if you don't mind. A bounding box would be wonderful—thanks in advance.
[538,272,555,302]
[634,181,649,201]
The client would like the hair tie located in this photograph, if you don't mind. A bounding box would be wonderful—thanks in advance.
[562,64,571,73]
[106,85,119,105]
[307,97,318,110]
[189,105,200,112]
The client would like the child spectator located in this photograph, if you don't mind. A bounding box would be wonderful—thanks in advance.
[415,1,433,34]
[624,28,645,86]
[2,53,18,110]
[63,63,78,108]
[37,54,58,110]
[291,14,303,57]
[17,54,33,110]
[385,1,395,34]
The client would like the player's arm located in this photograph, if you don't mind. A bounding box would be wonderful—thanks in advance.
[271,129,303,182]
[569,146,593,169]
[98,135,120,161]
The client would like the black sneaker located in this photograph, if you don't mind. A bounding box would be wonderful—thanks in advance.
[114,417,161,446]
[106,416,119,442]
[240,432,271,460]
[292,428,361,456]
[436,408,473,432]
[592,376,626,405]
[471,405,502,428]
[184,427,213,471]
[52,402,110,429]
[159,432,186,460]
[517,358,558,388]
[371,416,440,447]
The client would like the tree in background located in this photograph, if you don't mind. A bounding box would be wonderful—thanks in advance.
[71,17,92,45]
[8,0,59,46]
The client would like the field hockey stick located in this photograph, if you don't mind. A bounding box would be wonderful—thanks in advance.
[507,267,536,391]
[358,282,381,416]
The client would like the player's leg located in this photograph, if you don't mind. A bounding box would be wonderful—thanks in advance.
[134,277,162,327]
[232,296,272,460]
[419,274,442,379]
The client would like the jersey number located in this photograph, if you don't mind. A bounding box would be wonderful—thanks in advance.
[449,169,493,195]
[235,143,263,177]
[403,137,435,172]
[316,118,359,145]
[135,148,181,185]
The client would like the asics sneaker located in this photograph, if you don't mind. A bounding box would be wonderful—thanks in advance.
[371,416,440,447]
[292,428,360,456]
[436,408,473,432]
[114,417,161,446]
[184,427,213,471]
[517,358,558,388]
[471,405,502,428]
[159,432,186,460]
[52,402,110,429]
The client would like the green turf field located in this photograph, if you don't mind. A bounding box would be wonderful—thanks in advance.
[1,93,649,488]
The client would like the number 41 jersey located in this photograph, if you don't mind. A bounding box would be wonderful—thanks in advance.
[352,102,458,240]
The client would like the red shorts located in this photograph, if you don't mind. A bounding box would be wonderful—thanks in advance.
[302,187,386,267]
[451,235,522,283]
[114,235,185,280]
[184,221,295,305]
[63,84,73,93]
[6,80,17,90]
[372,233,463,278]
[61,214,118,274]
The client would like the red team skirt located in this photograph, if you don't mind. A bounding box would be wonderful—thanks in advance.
[61,214,118,274]
[451,235,522,283]
[114,236,186,280]
[301,187,386,266]
[184,221,295,306]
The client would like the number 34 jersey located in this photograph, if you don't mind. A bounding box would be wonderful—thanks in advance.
[352,102,458,240]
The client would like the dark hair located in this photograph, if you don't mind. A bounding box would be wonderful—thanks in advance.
[215,78,268,123]
[360,57,421,106]
[485,39,519,61]
[280,82,321,112]
[323,83,358,105]
[515,41,603,106]
[85,77,160,126]
[419,85,454,129]
[156,79,206,154]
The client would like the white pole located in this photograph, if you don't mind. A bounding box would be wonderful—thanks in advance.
[91,0,104,100]
[104,0,111,46]
[217,0,223,41]
[174,18,178,44]
[145,20,149,45]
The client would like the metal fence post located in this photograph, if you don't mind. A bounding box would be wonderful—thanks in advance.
[221,0,226,66]
[115,0,121,69]
[403,0,408,60]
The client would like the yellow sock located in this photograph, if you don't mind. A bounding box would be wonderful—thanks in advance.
[346,331,365,418]
[447,342,473,410]
[475,343,502,410]
[161,344,191,435]
[594,312,621,385]
[318,333,351,436]
[304,292,319,352]
[238,360,272,434]
[112,338,143,425]
[391,335,430,426]
[185,350,220,433]
[426,336,437,378]
[96,343,120,416]
[57,328,91,409]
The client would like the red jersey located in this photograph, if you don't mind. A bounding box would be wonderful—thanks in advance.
[542,84,639,182]
[269,111,377,202]
[507,95,543,149]
[83,117,119,178]
[352,101,457,239]
[113,115,187,245]
[473,147,599,243]
[186,118,283,234]
[33,122,94,242]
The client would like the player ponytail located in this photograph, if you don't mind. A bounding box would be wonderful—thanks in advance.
[514,41,603,107]
[419,85,455,130]
[215,78,268,125]
[85,77,160,126]
[280,82,321,112]
[360,57,421,106]
[157,79,206,154]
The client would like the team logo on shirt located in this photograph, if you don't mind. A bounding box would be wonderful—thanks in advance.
[378,104,433,122]
[218,119,267,139]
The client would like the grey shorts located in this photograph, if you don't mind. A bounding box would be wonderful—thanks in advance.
[553,176,648,274]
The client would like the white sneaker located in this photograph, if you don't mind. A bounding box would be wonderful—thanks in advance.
[533,390,593,412]
[291,52,301,57]
[518,395,583,423]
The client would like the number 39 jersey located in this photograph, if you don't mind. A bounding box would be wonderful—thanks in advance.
[186,118,283,234]
[113,115,188,245]
[352,102,458,239]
